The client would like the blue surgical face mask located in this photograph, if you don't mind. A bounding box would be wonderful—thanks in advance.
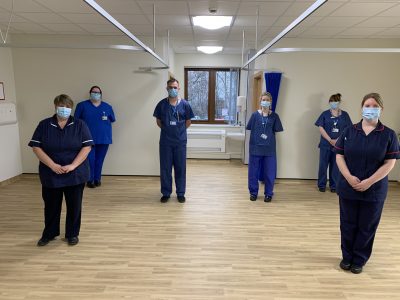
[168,88,178,98]
[261,100,271,108]
[330,102,339,109]
[362,107,381,120]
[90,92,101,101]
[56,107,72,119]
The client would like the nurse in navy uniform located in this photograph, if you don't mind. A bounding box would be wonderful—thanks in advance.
[246,92,283,202]
[335,93,399,274]
[315,93,352,193]
[29,94,94,246]
[153,78,194,203]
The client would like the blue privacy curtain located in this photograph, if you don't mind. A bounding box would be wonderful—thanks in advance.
[258,72,282,182]
[264,72,282,112]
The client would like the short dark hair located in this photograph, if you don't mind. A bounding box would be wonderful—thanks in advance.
[362,93,383,108]
[89,85,102,94]
[54,94,73,108]
[167,78,179,85]
[329,93,342,102]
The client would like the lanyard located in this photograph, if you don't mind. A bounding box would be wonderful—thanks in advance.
[170,104,180,121]
[262,115,268,134]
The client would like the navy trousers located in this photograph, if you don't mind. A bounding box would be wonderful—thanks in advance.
[248,155,277,197]
[318,148,338,189]
[339,197,385,266]
[159,144,187,197]
[41,183,85,239]
[88,144,109,182]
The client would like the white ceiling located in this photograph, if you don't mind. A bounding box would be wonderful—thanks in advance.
[1,0,400,54]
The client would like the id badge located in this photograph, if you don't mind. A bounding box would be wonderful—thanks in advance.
[102,116,108,121]
[170,121,177,126]
[260,134,268,140]
[332,128,339,133]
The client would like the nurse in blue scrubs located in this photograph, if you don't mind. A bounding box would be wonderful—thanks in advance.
[246,92,283,202]
[315,93,352,192]
[29,94,94,246]
[335,93,399,274]
[153,78,194,203]
[75,86,116,188]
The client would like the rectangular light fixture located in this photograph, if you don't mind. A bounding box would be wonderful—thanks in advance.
[197,46,223,54]
[192,16,232,30]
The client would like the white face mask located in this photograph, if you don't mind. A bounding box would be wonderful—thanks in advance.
[56,107,72,119]
[90,92,101,101]
[261,101,271,108]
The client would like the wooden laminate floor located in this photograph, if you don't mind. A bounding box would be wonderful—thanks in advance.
[1,159,400,300]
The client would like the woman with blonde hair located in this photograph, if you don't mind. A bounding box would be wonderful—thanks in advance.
[246,92,283,202]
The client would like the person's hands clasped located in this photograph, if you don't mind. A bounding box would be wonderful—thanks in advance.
[329,138,337,146]
[50,163,65,174]
[61,164,77,173]
[346,175,361,188]
[353,179,373,192]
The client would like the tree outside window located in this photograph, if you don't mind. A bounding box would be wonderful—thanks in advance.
[185,68,239,124]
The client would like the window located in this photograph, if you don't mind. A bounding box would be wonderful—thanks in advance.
[185,68,239,124]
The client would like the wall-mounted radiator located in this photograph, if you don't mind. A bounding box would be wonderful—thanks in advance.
[187,129,226,153]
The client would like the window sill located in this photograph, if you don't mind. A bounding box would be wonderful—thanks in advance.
[190,124,244,128]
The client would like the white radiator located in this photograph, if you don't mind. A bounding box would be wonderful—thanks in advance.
[187,129,226,153]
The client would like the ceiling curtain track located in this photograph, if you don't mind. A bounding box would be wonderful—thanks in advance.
[241,0,327,69]
[83,0,169,69]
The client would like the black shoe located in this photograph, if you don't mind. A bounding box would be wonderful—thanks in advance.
[330,188,336,193]
[250,194,257,201]
[37,237,54,247]
[339,260,351,271]
[350,265,363,274]
[94,180,101,187]
[68,237,79,246]
[86,181,96,188]
[160,196,170,203]
[318,187,326,192]
[177,196,186,203]
[264,196,272,202]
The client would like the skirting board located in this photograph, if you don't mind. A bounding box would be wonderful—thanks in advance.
[0,174,22,187]
[187,152,241,160]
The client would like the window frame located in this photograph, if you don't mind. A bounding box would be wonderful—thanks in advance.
[184,67,239,124]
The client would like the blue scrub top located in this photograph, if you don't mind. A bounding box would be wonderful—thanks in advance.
[246,111,283,156]
[334,120,400,202]
[153,98,194,146]
[28,115,94,188]
[74,100,116,144]
[315,109,352,150]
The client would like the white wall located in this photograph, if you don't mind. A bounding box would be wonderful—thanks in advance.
[0,47,22,182]
[12,35,169,175]
[254,38,400,180]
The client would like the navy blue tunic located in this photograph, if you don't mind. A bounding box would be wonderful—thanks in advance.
[246,111,283,156]
[74,100,116,144]
[315,109,352,150]
[28,115,94,188]
[153,98,194,146]
[334,120,400,202]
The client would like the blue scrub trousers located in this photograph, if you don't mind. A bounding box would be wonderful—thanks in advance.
[41,183,85,239]
[88,144,109,183]
[318,148,338,189]
[248,155,277,197]
[339,197,385,266]
[159,144,187,197]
